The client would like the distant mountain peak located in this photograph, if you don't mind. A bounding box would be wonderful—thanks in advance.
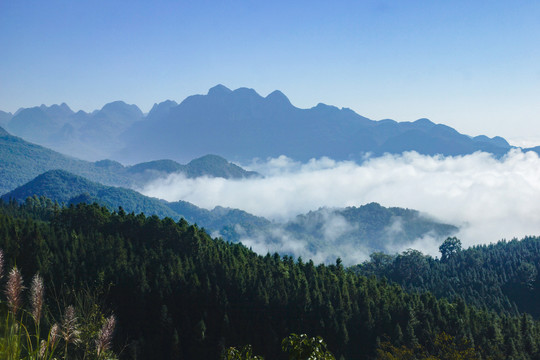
[100,101,144,119]
[186,154,259,178]
[208,84,232,96]
[414,118,434,126]
[147,100,178,121]
[265,90,291,106]
[101,100,134,110]
[38,103,73,113]
[151,99,177,108]
[313,102,339,112]
[232,87,262,99]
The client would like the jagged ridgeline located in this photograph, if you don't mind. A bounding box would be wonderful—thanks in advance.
[2,86,517,164]
[0,200,539,359]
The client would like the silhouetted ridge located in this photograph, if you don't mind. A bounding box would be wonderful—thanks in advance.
[147,100,178,121]
[100,101,143,118]
[265,90,292,106]
[413,118,436,129]
[127,159,184,174]
[208,84,232,96]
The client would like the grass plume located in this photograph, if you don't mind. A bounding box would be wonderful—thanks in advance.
[5,267,24,316]
[30,274,44,325]
[96,314,116,358]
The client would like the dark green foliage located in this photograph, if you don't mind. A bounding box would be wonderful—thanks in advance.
[167,201,271,234]
[356,236,540,319]
[439,237,462,261]
[0,201,539,359]
[223,345,264,360]
[281,334,335,360]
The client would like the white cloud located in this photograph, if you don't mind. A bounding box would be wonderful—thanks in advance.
[139,149,540,260]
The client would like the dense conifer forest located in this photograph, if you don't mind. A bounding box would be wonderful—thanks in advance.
[355,237,540,319]
[0,198,539,359]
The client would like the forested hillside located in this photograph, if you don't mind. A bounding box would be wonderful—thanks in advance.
[355,237,540,319]
[0,126,257,195]
[0,200,538,359]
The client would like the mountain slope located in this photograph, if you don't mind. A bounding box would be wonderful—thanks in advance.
[0,127,129,195]
[0,111,12,128]
[225,203,458,264]
[1,170,179,219]
[0,127,258,195]
[2,170,268,238]
[6,101,144,160]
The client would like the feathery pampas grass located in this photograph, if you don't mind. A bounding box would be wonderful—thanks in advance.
[0,247,118,360]
[5,267,24,315]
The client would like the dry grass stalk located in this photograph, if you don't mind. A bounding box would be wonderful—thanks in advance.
[30,273,44,324]
[96,314,116,356]
[5,267,24,315]
[50,323,60,348]
[39,339,47,358]
[61,305,81,345]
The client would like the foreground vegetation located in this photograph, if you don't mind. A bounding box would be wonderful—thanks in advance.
[0,198,539,359]
[0,253,117,359]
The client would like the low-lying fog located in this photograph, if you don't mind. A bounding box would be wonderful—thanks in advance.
[140,150,540,261]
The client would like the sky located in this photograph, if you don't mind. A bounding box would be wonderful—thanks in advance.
[1,1,540,144]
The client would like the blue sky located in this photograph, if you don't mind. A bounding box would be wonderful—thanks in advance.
[1,0,539,144]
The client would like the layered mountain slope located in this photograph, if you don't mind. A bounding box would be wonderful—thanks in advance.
[126,154,259,182]
[1,170,269,236]
[224,203,458,263]
[117,85,512,163]
[0,126,128,195]
[1,169,179,219]
[6,101,144,160]
[0,127,258,195]
[0,110,12,128]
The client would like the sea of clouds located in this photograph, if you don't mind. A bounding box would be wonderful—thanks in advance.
[139,150,540,263]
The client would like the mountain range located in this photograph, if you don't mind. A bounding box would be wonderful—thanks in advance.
[1,85,525,164]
